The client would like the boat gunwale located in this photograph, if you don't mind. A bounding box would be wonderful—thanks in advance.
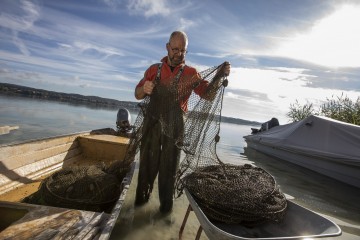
[0,129,98,148]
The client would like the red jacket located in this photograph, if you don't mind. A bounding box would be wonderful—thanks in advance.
[136,56,209,112]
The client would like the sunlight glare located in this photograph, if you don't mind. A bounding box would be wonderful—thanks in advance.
[276,5,360,68]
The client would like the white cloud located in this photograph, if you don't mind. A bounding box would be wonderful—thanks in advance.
[228,67,313,93]
[221,65,360,122]
[20,0,40,27]
[179,18,196,31]
[72,41,125,58]
[274,5,360,68]
[0,0,40,31]
[0,0,40,56]
[102,0,120,9]
[127,0,171,17]
[12,31,30,56]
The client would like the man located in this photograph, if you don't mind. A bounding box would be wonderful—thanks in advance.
[134,30,230,213]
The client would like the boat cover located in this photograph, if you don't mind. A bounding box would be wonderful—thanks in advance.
[244,115,360,167]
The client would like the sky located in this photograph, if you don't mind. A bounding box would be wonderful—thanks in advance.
[1,0,360,123]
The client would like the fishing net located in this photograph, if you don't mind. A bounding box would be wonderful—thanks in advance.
[126,62,287,225]
[23,162,130,213]
[181,164,287,225]
[23,62,287,223]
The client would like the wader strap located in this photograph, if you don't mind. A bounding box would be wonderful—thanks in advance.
[155,63,163,82]
[175,66,185,82]
[155,63,185,83]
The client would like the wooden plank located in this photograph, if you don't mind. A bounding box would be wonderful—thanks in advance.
[32,228,59,240]
[0,161,61,196]
[51,212,83,240]
[0,148,82,195]
[78,135,129,163]
[56,228,80,240]
[0,132,88,160]
[80,135,129,145]
[55,212,97,240]
[0,176,44,201]
[73,212,104,240]
[82,227,100,240]
[1,141,79,171]
[0,208,83,240]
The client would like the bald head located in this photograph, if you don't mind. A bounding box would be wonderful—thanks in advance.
[169,31,188,47]
[166,31,188,67]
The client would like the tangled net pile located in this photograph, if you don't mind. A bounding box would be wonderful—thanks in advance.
[181,164,287,225]
[126,62,287,225]
[23,159,131,212]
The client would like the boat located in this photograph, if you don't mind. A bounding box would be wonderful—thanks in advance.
[180,188,341,240]
[0,125,19,135]
[244,115,360,189]
[0,122,135,239]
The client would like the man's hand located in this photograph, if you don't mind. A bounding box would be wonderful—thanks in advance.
[214,61,231,79]
[143,81,155,95]
[135,80,155,100]
[203,61,231,101]
[222,61,231,77]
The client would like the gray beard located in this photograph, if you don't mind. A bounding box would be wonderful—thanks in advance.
[169,55,183,67]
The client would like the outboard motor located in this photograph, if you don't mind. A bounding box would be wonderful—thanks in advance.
[251,117,279,134]
[116,108,132,135]
[260,117,279,132]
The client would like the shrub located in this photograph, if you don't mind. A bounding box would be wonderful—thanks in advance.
[286,100,316,122]
[319,94,360,125]
[287,94,360,125]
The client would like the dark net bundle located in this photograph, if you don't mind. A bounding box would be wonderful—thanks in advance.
[180,164,287,225]
[23,162,130,213]
[170,63,287,225]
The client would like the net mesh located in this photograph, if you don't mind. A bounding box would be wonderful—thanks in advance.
[127,62,287,225]
[23,159,131,213]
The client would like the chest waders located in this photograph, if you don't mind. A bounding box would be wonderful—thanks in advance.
[135,64,185,213]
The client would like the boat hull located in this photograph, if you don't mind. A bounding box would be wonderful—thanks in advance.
[0,128,135,240]
[244,115,360,189]
[244,139,360,189]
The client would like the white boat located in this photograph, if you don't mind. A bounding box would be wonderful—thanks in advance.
[244,115,360,189]
[180,188,341,240]
[0,128,135,240]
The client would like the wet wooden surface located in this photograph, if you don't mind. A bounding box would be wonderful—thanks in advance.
[0,202,105,240]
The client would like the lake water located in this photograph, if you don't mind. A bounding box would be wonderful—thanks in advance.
[1,95,359,240]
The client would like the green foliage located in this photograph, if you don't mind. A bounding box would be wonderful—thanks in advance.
[286,100,316,122]
[319,94,360,125]
[287,94,360,125]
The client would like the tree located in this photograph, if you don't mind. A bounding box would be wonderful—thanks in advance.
[320,94,360,125]
[286,100,316,122]
[287,94,360,125]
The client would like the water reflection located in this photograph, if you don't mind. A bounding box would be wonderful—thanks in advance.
[111,168,208,240]
[1,96,360,239]
[0,95,139,145]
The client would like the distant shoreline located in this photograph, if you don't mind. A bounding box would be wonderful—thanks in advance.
[0,82,261,126]
[0,82,138,110]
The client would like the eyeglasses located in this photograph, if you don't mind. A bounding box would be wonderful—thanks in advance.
[168,43,187,55]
